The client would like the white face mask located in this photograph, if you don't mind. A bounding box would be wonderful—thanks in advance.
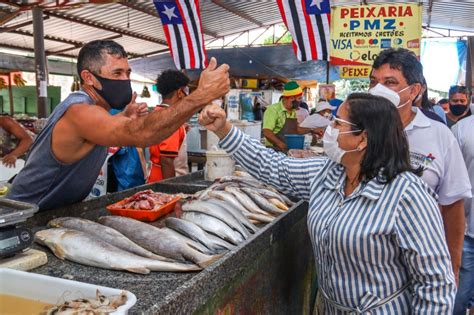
[368,83,412,108]
[323,124,360,164]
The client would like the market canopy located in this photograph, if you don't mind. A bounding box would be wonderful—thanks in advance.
[0,0,472,60]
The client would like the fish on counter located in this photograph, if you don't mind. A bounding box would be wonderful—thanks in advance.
[165,217,234,252]
[35,228,201,274]
[181,212,245,246]
[98,216,222,268]
[182,200,251,238]
[48,217,170,261]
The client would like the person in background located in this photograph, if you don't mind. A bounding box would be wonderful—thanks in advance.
[446,85,472,128]
[0,114,33,168]
[108,109,146,191]
[299,100,309,111]
[314,101,336,120]
[295,101,309,124]
[262,81,301,151]
[438,98,450,113]
[7,40,229,210]
[199,93,455,313]
[452,116,474,315]
[328,98,343,116]
[369,48,471,283]
[253,97,263,121]
[147,70,189,183]
[414,78,446,124]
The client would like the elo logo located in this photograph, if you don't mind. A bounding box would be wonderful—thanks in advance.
[350,50,361,61]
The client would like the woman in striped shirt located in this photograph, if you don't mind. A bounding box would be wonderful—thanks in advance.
[199,93,456,314]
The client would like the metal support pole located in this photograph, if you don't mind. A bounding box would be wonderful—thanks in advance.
[7,73,13,115]
[467,37,473,95]
[326,62,330,84]
[33,7,48,118]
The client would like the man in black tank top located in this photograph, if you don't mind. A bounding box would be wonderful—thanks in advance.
[8,40,230,210]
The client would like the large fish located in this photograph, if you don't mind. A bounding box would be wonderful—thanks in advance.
[182,200,250,238]
[182,212,244,245]
[47,217,169,261]
[205,199,258,233]
[35,228,200,274]
[165,217,234,252]
[224,186,270,216]
[207,191,250,214]
[162,227,214,255]
[252,188,293,208]
[240,188,286,215]
[98,216,221,268]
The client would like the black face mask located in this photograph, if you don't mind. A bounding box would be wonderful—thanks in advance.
[92,74,132,110]
[291,100,300,109]
[449,103,468,116]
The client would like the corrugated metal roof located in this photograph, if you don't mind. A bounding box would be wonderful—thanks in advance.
[0,0,472,60]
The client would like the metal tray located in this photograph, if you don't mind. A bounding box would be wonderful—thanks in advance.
[0,198,39,227]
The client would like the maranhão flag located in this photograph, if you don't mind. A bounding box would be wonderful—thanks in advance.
[277,0,331,61]
[153,0,207,69]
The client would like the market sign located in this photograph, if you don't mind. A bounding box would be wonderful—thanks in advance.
[330,3,422,77]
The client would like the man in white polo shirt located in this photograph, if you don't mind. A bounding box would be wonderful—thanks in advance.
[452,116,474,314]
[369,48,471,283]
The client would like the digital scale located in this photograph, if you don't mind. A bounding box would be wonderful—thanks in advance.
[0,198,38,258]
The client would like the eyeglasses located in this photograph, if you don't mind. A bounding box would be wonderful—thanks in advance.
[330,116,357,127]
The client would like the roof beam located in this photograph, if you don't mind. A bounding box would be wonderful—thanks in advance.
[45,10,168,46]
[0,17,50,33]
[0,42,76,58]
[0,10,21,26]
[118,1,218,38]
[211,0,263,27]
[9,28,84,46]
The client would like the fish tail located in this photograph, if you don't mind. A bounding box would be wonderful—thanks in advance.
[197,253,224,268]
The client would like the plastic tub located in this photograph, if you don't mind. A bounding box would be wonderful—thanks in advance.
[106,196,180,222]
[284,135,305,150]
[205,150,235,181]
[0,268,136,314]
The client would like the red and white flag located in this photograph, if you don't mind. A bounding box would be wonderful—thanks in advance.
[154,0,207,69]
[277,0,331,61]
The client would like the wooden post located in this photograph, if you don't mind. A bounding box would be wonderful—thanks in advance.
[7,72,13,115]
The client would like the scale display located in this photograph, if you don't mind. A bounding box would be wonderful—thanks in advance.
[0,236,20,249]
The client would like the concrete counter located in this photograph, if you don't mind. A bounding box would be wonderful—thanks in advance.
[25,175,316,314]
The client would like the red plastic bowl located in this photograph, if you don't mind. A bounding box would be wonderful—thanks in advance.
[106,196,180,222]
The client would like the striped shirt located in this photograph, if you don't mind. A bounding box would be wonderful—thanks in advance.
[219,126,456,314]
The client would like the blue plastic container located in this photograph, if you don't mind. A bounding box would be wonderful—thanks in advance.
[284,134,305,149]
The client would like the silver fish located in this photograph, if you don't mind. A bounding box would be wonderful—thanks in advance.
[268,198,289,211]
[206,199,258,233]
[240,188,286,216]
[183,200,250,238]
[207,191,250,214]
[224,186,270,216]
[162,227,214,255]
[252,188,293,208]
[48,217,170,261]
[98,216,221,268]
[165,217,234,252]
[182,212,244,245]
[246,213,274,223]
[35,228,200,274]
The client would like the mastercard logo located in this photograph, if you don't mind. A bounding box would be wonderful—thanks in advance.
[356,39,365,45]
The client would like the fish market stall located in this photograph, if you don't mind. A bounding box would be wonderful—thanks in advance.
[22,172,316,314]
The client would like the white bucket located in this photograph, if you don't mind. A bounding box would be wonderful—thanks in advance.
[205,150,235,181]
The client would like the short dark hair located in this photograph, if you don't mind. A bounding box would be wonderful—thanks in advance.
[156,70,190,99]
[77,40,127,82]
[438,98,449,105]
[372,48,424,85]
[346,93,422,183]
[449,85,471,98]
